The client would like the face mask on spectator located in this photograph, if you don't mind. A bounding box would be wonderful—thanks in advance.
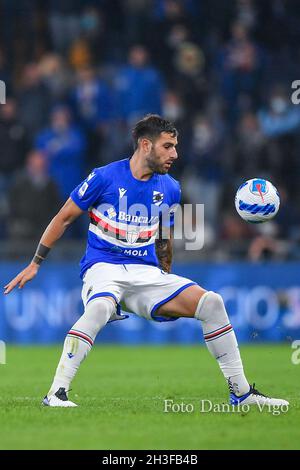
[270,97,288,114]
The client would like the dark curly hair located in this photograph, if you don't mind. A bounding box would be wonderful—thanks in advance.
[132,114,178,150]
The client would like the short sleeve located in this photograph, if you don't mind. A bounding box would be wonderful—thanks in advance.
[161,180,181,227]
[70,169,105,211]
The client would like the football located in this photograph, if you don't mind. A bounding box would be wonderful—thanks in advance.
[235,178,280,223]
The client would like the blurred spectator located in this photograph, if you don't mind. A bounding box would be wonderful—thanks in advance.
[70,66,112,166]
[248,235,280,261]
[150,0,196,70]
[69,37,93,70]
[171,42,207,117]
[182,114,227,229]
[123,0,153,46]
[162,89,191,178]
[80,5,107,61]
[217,21,263,121]
[7,150,61,243]
[113,45,164,125]
[49,0,82,53]
[38,54,72,101]
[110,44,164,159]
[35,105,85,200]
[233,111,267,178]
[0,98,28,180]
[258,85,300,138]
[235,0,257,30]
[17,63,51,140]
[70,66,111,132]
[273,185,300,241]
[221,212,253,242]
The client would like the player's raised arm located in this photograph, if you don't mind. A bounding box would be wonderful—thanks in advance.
[4,198,83,294]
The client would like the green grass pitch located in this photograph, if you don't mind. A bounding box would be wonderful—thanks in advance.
[0,344,299,450]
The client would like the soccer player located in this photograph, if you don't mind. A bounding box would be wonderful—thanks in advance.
[4,115,288,408]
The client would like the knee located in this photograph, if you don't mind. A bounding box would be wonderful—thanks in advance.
[194,291,226,321]
[84,297,116,327]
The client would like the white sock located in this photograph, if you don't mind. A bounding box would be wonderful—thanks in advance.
[48,297,115,396]
[195,291,250,396]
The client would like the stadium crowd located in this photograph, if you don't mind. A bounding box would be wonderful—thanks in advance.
[1,0,300,261]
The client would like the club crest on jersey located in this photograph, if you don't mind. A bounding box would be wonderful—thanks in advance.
[153,191,164,206]
[125,227,140,244]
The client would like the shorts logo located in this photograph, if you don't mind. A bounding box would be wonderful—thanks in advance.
[87,286,93,298]
[153,191,164,206]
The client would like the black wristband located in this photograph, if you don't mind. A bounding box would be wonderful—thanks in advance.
[32,243,51,265]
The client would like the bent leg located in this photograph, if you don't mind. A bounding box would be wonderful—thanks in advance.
[156,285,206,318]
[48,296,115,396]
[157,287,250,397]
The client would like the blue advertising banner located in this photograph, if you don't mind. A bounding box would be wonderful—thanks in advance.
[0,262,300,344]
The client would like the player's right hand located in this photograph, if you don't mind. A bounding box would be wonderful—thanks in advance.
[3,262,40,294]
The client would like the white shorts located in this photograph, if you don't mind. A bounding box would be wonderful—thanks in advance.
[81,262,196,322]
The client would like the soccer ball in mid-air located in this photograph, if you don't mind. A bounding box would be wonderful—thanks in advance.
[235,178,280,223]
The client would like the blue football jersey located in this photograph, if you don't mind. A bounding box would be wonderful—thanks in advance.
[70,158,181,278]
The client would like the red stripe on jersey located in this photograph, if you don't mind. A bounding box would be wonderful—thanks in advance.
[89,211,157,239]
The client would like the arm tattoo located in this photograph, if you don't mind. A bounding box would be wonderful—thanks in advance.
[155,228,173,273]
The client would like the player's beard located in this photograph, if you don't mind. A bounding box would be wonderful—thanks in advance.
[146,148,168,175]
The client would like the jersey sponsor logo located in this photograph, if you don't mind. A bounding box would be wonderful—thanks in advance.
[118,211,159,224]
[107,207,117,219]
[78,182,89,198]
[119,187,127,198]
[123,249,148,256]
[89,210,157,248]
[153,191,164,206]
